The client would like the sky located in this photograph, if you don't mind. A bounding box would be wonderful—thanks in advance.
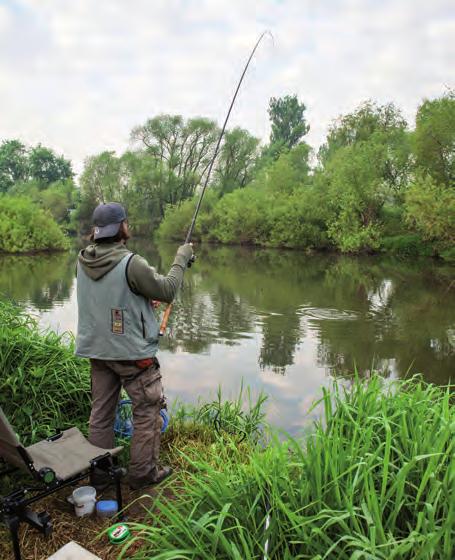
[0,0,453,173]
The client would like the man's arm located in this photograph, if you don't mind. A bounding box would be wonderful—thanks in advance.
[126,244,193,303]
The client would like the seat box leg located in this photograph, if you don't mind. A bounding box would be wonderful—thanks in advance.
[5,514,22,560]
[22,508,52,536]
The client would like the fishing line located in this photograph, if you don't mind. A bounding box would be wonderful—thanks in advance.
[159,30,273,336]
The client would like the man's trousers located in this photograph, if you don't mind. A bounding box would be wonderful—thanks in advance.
[88,359,162,479]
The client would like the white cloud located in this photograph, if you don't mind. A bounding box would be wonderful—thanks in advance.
[0,0,453,173]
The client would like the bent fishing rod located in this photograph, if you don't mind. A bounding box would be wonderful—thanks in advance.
[159,30,272,336]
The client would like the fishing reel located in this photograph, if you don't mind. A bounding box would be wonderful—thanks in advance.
[187,254,197,268]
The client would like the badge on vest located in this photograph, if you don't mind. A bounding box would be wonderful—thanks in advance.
[111,308,125,335]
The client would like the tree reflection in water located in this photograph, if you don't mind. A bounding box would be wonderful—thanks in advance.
[154,243,454,384]
[0,251,75,311]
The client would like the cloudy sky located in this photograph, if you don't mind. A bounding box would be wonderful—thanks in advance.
[0,0,453,172]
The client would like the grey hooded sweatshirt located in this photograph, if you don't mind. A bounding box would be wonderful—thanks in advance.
[76,242,192,360]
[77,242,193,302]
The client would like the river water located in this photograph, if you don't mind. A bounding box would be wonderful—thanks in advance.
[1,240,454,433]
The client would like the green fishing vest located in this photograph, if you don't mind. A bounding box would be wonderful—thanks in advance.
[76,254,159,360]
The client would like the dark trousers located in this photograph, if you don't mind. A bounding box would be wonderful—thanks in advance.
[88,359,162,479]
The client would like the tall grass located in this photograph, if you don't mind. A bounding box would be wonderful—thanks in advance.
[170,384,267,442]
[125,376,454,560]
[0,299,91,442]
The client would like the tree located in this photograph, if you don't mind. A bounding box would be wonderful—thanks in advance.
[320,101,407,158]
[28,145,73,186]
[9,178,77,225]
[413,92,455,188]
[0,140,28,192]
[266,143,311,194]
[78,150,172,235]
[318,101,412,196]
[320,139,394,252]
[131,114,220,206]
[405,173,455,246]
[215,127,260,196]
[0,140,73,193]
[79,151,122,204]
[268,94,310,151]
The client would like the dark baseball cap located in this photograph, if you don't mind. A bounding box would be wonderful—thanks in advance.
[92,202,127,240]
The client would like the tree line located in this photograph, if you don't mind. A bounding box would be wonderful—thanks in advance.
[0,90,453,258]
[158,91,455,261]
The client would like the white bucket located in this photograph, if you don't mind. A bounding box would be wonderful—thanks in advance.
[72,486,97,517]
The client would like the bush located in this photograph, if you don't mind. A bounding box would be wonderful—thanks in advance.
[0,196,69,253]
[267,191,329,249]
[380,234,434,257]
[159,150,327,250]
[209,187,272,245]
[404,174,455,247]
[157,190,218,242]
[439,246,455,263]
[9,178,77,226]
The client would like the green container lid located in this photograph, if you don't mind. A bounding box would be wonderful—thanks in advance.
[108,523,131,544]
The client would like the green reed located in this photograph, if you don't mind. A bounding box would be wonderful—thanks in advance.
[170,383,267,442]
[0,299,91,443]
[124,376,454,560]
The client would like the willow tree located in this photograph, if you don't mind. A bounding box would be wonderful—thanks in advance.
[214,127,260,196]
[131,115,220,207]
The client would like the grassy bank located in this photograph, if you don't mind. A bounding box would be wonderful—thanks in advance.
[123,376,454,560]
[0,301,454,559]
[0,299,90,443]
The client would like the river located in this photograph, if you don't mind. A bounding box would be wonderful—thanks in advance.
[1,240,454,433]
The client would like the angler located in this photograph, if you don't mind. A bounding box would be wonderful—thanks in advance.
[75,31,269,493]
[75,202,193,491]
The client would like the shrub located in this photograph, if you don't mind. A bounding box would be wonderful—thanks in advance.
[404,174,455,247]
[157,190,218,242]
[380,234,434,257]
[0,196,69,253]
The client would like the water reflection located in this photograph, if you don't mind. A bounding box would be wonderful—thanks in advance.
[151,243,454,385]
[0,242,453,431]
[0,251,75,310]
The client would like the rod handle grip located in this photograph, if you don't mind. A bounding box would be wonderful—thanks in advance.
[187,254,196,268]
[159,304,172,336]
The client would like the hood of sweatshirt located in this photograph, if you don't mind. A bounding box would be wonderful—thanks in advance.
[77,242,131,281]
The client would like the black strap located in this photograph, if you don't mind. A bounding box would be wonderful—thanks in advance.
[125,253,140,294]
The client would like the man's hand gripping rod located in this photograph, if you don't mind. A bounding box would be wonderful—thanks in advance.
[159,31,272,336]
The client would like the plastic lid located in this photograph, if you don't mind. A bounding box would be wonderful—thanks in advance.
[97,500,118,513]
[108,523,130,544]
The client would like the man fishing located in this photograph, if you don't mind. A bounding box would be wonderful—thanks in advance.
[75,202,193,490]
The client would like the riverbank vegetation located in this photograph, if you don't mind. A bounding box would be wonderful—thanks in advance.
[0,196,69,254]
[1,91,453,259]
[126,376,454,560]
[158,92,455,261]
[0,139,75,252]
[0,301,453,559]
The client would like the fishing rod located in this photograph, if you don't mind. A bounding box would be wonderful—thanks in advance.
[159,30,272,336]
